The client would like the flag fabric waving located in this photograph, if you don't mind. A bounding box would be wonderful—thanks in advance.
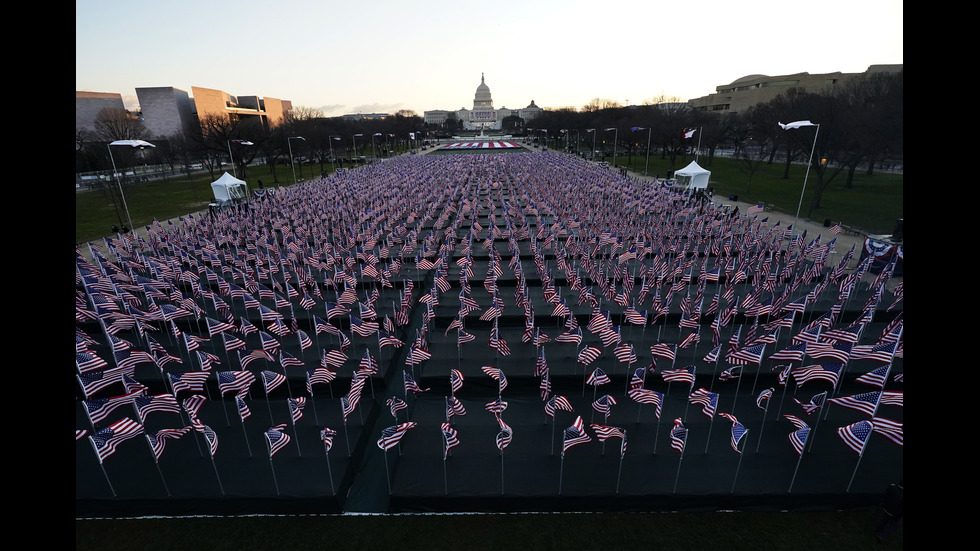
[783,414,810,456]
[837,420,873,455]
[89,417,144,462]
[561,416,592,456]
[670,418,688,454]
[265,424,291,458]
[718,412,748,454]
[377,422,417,450]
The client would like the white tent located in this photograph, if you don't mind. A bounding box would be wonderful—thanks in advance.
[210,172,248,205]
[674,161,711,190]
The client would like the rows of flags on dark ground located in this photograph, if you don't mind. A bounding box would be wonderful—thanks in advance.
[76,152,901,502]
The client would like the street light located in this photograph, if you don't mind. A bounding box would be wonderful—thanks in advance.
[778,120,820,227]
[631,126,652,175]
[605,128,618,167]
[227,139,253,179]
[372,132,382,160]
[586,129,596,159]
[107,139,155,232]
[329,136,341,166]
[287,136,305,184]
[353,133,363,162]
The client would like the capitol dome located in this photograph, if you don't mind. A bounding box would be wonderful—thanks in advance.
[474,73,493,108]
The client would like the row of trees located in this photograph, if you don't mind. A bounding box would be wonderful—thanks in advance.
[523,72,902,217]
[76,71,901,219]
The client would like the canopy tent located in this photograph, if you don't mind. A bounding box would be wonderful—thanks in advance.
[210,172,248,205]
[674,161,711,190]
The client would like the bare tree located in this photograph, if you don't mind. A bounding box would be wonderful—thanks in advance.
[93,107,150,142]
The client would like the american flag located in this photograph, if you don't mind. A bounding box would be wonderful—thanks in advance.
[662,365,696,389]
[613,344,637,365]
[855,365,890,388]
[793,391,828,415]
[578,346,601,366]
[403,370,429,395]
[133,393,181,424]
[586,368,611,386]
[592,394,618,417]
[481,366,508,392]
[206,316,236,337]
[561,416,592,456]
[235,394,252,421]
[77,365,134,398]
[484,398,508,414]
[728,343,766,365]
[288,397,306,424]
[168,370,210,397]
[669,418,688,454]
[495,416,513,452]
[320,427,337,452]
[446,395,467,418]
[450,369,464,394]
[783,414,810,456]
[488,323,511,356]
[83,389,143,425]
[768,343,807,362]
[649,343,677,361]
[146,426,192,461]
[320,347,347,368]
[718,412,748,454]
[829,391,882,417]
[589,424,627,456]
[837,420,873,455]
[280,350,306,369]
[756,388,774,410]
[791,363,843,388]
[545,395,574,418]
[89,417,144,462]
[377,422,417,451]
[387,396,408,417]
[871,417,903,447]
[217,370,256,396]
[805,341,852,363]
[688,388,719,418]
[265,424,291,457]
[441,423,461,458]
[850,341,897,363]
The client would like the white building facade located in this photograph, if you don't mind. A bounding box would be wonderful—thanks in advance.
[424,74,542,131]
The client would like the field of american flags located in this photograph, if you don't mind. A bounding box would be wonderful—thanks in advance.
[77,151,901,520]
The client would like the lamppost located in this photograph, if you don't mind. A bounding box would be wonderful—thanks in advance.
[329,136,341,167]
[778,120,820,227]
[587,129,596,159]
[227,139,253,179]
[632,127,653,175]
[353,133,363,162]
[107,139,155,232]
[372,132,381,160]
[287,136,305,184]
[575,129,581,156]
[605,128,618,167]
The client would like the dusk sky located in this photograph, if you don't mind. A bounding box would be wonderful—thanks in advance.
[76,0,902,117]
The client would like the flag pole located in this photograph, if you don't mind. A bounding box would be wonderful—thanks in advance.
[730,445,745,493]
[615,441,624,494]
[265,439,281,496]
[756,389,773,453]
[322,442,335,494]
[672,452,684,495]
[558,451,565,495]
[383,449,392,495]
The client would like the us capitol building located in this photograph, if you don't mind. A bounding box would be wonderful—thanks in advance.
[424,74,542,131]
